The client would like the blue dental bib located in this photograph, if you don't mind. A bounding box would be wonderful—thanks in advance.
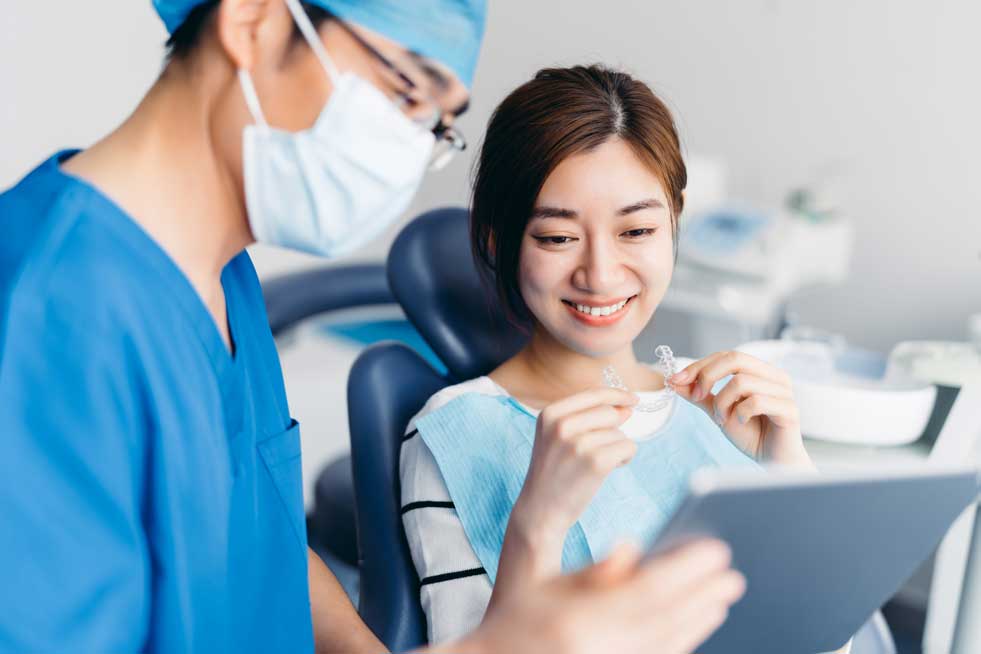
[415,392,759,582]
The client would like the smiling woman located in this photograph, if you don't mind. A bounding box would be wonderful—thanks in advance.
[398,63,816,647]
[395,65,765,645]
[470,65,686,326]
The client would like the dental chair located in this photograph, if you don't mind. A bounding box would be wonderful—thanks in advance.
[263,264,394,572]
[386,206,528,381]
[346,207,526,651]
[347,207,897,653]
[348,342,444,650]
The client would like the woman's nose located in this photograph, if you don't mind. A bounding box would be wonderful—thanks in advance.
[572,238,626,292]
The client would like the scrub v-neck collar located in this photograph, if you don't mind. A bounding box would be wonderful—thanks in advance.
[52,149,244,387]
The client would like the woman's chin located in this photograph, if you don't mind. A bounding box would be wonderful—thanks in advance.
[555,330,643,360]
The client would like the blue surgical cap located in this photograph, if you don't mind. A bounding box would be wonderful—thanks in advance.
[153,0,487,88]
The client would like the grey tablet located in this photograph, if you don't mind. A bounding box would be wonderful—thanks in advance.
[649,466,980,654]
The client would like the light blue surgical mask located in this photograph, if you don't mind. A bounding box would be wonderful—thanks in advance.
[237,0,435,258]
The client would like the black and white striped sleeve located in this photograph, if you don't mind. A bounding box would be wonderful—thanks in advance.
[399,394,494,644]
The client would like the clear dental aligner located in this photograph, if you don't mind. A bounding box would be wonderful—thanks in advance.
[654,345,678,395]
[602,365,630,392]
[602,345,677,412]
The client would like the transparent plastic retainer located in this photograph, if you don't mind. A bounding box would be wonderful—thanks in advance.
[603,345,678,412]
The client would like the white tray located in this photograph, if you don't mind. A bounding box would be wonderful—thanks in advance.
[736,340,937,446]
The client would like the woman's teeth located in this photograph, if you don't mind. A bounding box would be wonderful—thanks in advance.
[572,298,629,317]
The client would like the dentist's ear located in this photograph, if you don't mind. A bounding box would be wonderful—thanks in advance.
[215,0,280,71]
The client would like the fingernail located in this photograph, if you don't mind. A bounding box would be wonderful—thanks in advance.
[698,540,732,566]
[671,370,690,383]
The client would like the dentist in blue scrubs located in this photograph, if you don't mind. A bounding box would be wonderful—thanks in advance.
[0,1,745,653]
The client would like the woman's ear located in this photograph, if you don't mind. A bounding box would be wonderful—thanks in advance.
[214,0,275,71]
[485,232,497,258]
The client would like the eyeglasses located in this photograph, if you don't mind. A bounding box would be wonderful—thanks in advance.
[334,19,467,171]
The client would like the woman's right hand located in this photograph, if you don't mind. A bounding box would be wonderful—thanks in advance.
[488,387,640,615]
[510,387,640,542]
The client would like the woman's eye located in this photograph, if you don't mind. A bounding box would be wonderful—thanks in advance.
[622,227,656,239]
[533,235,576,245]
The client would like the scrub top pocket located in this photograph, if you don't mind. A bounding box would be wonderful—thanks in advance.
[258,419,306,546]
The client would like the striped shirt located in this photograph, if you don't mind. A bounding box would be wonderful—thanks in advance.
[400,377,500,644]
[399,376,853,654]
[398,375,673,643]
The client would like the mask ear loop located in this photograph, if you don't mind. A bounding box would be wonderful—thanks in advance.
[237,0,339,133]
[284,0,341,84]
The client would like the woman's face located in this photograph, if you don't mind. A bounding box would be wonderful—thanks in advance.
[518,137,675,358]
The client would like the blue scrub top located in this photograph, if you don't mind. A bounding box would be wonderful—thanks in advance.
[0,152,314,654]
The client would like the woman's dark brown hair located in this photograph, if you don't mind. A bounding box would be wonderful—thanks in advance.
[470,64,687,322]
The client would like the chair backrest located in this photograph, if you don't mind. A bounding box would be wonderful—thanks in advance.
[347,341,449,652]
[387,207,528,382]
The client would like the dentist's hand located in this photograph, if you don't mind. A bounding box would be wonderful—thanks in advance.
[670,350,815,469]
[510,387,640,541]
[442,540,746,654]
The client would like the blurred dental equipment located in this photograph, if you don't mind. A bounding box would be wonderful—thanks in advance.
[886,341,981,389]
[731,312,981,448]
[969,313,981,351]
[637,156,854,358]
[736,336,936,446]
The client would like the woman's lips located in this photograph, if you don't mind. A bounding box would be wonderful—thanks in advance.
[562,296,636,327]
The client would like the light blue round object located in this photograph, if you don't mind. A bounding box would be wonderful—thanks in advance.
[152,0,487,88]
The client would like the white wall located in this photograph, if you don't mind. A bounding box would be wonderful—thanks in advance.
[1,1,165,183]
[3,0,979,354]
[459,0,981,353]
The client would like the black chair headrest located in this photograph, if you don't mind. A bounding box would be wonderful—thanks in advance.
[387,207,528,381]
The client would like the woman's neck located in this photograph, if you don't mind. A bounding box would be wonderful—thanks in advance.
[491,326,665,408]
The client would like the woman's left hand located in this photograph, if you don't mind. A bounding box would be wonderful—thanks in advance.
[668,351,814,469]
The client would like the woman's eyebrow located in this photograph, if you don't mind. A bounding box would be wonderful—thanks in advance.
[617,198,665,215]
[530,206,578,219]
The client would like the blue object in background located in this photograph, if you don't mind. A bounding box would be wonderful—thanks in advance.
[320,319,448,376]
[684,209,770,255]
[834,347,888,379]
